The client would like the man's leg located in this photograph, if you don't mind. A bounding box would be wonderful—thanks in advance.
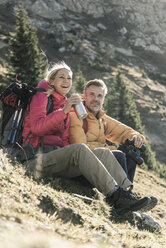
[118,146,138,182]
[112,150,129,178]
[126,157,137,182]
[92,148,132,190]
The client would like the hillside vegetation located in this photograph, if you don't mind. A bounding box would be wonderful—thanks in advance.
[0,149,166,248]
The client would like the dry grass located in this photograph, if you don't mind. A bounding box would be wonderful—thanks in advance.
[0,149,166,248]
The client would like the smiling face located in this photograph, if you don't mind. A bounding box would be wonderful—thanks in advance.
[50,68,72,96]
[84,85,105,116]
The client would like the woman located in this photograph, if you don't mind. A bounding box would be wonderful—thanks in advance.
[22,62,81,148]
[22,61,153,216]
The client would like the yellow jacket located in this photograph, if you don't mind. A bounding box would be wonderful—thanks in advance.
[69,107,145,150]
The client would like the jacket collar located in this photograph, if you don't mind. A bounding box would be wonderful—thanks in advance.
[52,90,67,103]
[37,79,67,103]
[85,106,106,119]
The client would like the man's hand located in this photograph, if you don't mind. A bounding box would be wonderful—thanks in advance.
[133,135,144,148]
[63,94,82,114]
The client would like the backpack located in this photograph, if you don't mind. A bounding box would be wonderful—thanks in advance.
[0,82,53,150]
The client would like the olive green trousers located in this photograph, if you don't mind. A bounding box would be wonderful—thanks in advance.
[27,144,132,196]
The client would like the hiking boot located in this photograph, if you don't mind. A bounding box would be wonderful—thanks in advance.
[142,196,158,211]
[106,187,151,215]
[129,192,158,212]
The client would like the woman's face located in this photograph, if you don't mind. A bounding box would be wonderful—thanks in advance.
[50,68,72,96]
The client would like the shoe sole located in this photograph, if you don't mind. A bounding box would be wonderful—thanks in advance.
[138,197,158,212]
[115,197,151,215]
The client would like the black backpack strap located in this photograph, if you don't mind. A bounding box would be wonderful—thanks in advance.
[36,88,53,114]
[47,95,53,114]
[82,118,88,133]
[36,88,46,92]
[40,95,53,148]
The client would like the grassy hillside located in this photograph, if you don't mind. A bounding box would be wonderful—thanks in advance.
[0,149,166,248]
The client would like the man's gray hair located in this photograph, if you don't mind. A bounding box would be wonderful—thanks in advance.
[84,79,108,96]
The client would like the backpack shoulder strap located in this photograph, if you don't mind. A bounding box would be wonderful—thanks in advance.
[47,95,53,114]
[35,88,53,114]
[36,88,46,93]
[82,118,88,134]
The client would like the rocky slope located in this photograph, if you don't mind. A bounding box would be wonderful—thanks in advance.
[0,0,166,163]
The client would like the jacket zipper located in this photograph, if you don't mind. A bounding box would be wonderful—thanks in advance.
[99,120,101,129]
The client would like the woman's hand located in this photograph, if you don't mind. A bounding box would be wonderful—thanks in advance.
[63,94,82,114]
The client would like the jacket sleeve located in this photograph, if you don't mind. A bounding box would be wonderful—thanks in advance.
[104,115,145,145]
[69,111,87,145]
[29,92,67,136]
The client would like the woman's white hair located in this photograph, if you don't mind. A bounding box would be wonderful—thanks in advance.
[46,61,72,83]
[44,61,72,97]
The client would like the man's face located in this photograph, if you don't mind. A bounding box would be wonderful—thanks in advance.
[84,85,105,115]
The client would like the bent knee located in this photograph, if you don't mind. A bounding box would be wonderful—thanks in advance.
[112,150,126,159]
[103,147,114,155]
[74,143,90,153]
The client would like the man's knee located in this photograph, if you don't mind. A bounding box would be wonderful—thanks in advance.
[103,147,116,157]
[74,143,91,153]
[112,150,126,160]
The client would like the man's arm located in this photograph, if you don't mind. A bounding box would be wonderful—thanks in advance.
[104,115,145,146]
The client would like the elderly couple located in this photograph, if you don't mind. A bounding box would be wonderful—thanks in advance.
[22,61,157,216]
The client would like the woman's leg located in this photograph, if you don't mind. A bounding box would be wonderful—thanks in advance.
[26,144,151,214]
[27,144,124,195]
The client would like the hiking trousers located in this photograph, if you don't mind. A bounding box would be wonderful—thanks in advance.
[118,145,141,182]
[112,150,129,178]
[27,144,132,196]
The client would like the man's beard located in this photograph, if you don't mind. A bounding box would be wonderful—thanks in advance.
[86,101,101,114]
[90,101,101,109]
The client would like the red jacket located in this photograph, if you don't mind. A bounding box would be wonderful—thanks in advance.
[22,79,70,147]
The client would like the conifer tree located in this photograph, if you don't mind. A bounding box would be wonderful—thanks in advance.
[117,72,144,132]
[6,0,47,86]
[105,70,144,132]
[74,66,86,93]
[105,69,157,170]
[105,73,121,121]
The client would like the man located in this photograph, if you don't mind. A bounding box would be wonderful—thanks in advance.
[69,79,157,211]
[70,79,145,182]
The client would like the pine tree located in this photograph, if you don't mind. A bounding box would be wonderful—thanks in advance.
[104,73,121,121]
[74,66,86,94]
[6,0,47,86]
[117,72,144,133]
[105,69,157,170]
[105,71,144,132]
